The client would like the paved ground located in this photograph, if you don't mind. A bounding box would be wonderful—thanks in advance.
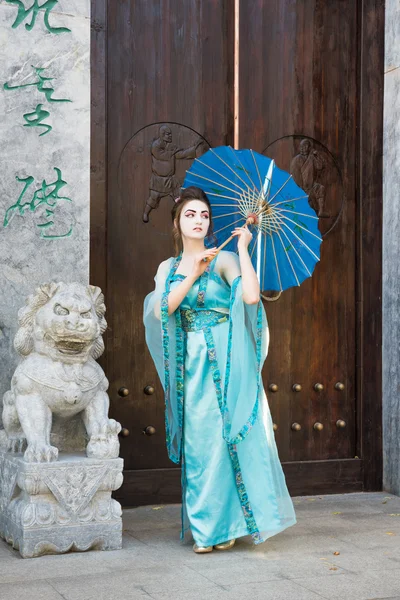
[1,492,400,600]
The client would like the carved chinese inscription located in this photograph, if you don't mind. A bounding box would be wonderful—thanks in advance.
[4,66,72,136]
[5,0,71,34]
[3,167,73,239]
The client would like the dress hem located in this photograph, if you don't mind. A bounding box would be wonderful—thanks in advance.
[188,517,297,548]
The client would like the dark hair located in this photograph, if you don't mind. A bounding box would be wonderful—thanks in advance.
[171,186,217,255]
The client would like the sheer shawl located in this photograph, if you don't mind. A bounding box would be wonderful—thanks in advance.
[143,258,182,462]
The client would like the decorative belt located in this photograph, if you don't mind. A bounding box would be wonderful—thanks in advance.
[180,309,229,332]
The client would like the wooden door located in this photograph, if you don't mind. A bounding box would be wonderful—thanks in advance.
[91,0,383,505]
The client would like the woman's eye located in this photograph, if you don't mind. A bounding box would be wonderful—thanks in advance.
[54,304,69,316]
[81,311,92,319]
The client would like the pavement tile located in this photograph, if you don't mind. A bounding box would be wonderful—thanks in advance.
[244,553,350,579]
[0,549,111,584]
[50,566,215,599]
[0,543,16,562]
[0,581,64,600]
[299,514,400,538]
[334,528,400,551]
[292,570,400,600]
[316,547,400,574]
[91,534,177,571]
[292,494,389,519]
[251,531,359,556]
[186,558,284,586]
[188,553,350,586]
[123,528,222,565]
[222,579,326,600]
[144,586,229,600]
[127,526,179,547]
[123,505,181,533]
[366,569,400,588]
[342,514,400,531]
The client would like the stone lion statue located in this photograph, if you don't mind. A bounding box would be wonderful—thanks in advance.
[1,282,121,463]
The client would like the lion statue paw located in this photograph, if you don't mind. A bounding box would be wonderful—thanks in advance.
[24,443,59,463]
[7,435,27,454]
[86,419,121,459]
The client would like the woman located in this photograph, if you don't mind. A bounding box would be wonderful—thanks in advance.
[144,186,296,554]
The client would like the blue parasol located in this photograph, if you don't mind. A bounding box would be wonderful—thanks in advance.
[183,146,322,293]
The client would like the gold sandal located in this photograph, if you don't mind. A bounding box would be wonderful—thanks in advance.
[213,539,236,550]
[193,544,213,554]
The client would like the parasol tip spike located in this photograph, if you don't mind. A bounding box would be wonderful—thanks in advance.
[262,160,275,197]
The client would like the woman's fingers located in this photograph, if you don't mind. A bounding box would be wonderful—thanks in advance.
[231,228,252,237]
[197,248,217,263]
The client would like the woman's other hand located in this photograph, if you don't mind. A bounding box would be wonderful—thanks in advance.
[231,225,252,252]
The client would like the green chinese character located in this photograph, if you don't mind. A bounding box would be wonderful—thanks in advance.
[37,221,72,239]
[3,167,73,239]
[4,66,72,104]
[6,0,71,34]
[23,104,52,136]
[4,66,71,135]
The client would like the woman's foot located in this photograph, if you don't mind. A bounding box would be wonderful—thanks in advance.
[193,544,213,554]
[213,539,236,551]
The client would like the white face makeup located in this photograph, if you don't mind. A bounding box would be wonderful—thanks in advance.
[178,200,210,241]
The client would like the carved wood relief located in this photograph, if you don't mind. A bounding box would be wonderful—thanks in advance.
[118,123,209,231]
[264,136,344,238]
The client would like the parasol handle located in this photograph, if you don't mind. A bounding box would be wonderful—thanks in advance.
[204,215,256,263]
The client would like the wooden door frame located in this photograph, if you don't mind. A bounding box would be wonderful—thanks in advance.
[90,0,383,502]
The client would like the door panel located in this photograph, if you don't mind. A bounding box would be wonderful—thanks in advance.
[239,0,356,462]
[105,1,233,480]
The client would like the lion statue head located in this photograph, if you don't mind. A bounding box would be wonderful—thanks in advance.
[13,282,107,363]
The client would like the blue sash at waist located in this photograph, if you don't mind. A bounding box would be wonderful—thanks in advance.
[180,309,229,332]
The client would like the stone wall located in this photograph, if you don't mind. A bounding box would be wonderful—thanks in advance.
[0,0,90,408]
[383,0,400,495]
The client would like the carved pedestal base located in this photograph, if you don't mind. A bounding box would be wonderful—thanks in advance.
[0,451,124,558]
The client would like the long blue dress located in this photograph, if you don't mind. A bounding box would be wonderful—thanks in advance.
[143,251,296,546]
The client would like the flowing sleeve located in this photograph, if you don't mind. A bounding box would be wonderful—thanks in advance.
[221,255,269,444]
[143,258,182,464]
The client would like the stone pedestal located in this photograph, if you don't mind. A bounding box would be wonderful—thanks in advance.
[0,451,124,558]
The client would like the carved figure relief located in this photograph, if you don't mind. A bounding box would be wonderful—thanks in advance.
[143,124,206,222]
[290,139,328,218]
[118,122,209,234]
[264,135,344,238]
[0,282,121,463]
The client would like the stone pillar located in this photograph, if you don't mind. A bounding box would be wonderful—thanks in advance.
[383,0,400,496]
[0,2,90,409]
